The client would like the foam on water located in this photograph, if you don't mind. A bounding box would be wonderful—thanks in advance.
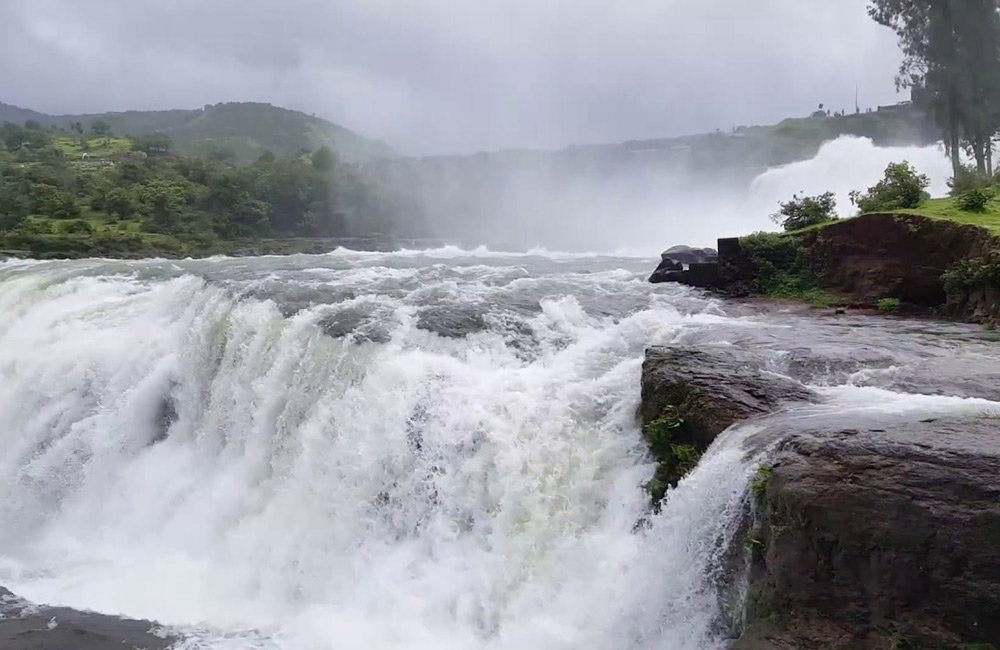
[0,259,765,650]
[0,139,990,650]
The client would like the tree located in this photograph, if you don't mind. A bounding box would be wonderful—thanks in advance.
[131,133,172,154]
[771,192,838,231]
[90,120,112,136]
[0,187,29,231]
[869,0,1000,175]
[1,123,25,151]
[207,146,237,163]
[105,187,137,218]
[849,161,930,212]
[311,146,336,173]
[23,120,42,131]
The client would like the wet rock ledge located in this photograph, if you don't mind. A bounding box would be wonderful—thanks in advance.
[0,587,176,650]
[640,346,1000,650]
[649,213,1000,325]
[739,415,1000,650]
[639,345,815,504]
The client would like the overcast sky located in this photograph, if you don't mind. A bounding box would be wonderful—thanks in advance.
[0,0,904,155]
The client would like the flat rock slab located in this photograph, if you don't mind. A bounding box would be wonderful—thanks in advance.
[0,587,177,650]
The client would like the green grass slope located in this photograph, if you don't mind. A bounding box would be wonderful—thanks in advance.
[895,197,1000,236]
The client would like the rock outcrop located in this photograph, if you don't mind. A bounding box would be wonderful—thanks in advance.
[738,416,1000,650]
[0,587,177,650]
[793,214,997,306]
[639,346,815,503]
[648,257,684,283]
[660,245,719,265]
[650,246,721,284]
[651,214,1000,324]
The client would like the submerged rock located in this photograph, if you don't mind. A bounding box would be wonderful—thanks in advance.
[317,306,393,343]
[0,587,176,650]
[416,306,488,338]
[639,346,815,504]
[739,416,1000,650]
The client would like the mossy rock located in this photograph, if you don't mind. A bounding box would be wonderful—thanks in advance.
[639,346,815,504]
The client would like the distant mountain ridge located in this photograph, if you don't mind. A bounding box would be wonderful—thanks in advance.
[0,101,394,163]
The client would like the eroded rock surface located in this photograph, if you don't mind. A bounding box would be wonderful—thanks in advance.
[0,587,177,650]
[739,416,1000,650]
[639,346,816,503]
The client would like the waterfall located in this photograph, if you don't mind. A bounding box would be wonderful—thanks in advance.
[0,256,763,650]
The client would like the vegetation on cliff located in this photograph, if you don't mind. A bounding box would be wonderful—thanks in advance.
[0,121,416,258]
[731,159,1000,319]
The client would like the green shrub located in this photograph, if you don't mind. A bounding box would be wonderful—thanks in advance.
[751,466,772,501]
[942,251,1000,293]
[877,297,901,313]
[60,219,95,235]
[739,232,825,298]
[956,187,993,213]
[770,191,838,232]
[949,163,993,196]
[849,161,930,213]
[642,405,704,504]
[14,219,55,235]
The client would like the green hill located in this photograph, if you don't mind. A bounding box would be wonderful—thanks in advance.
[0,101,393,163]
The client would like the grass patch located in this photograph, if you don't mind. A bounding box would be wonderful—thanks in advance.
[770,287,841,308]
[877,297,901,313]
[52,135,133,159]
[894,196,1000,236]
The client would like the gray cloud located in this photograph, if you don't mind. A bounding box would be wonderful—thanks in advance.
[0,0,903,154]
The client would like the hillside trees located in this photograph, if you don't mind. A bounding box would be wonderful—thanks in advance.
[0,128,406,243]
[870,0,1000,175]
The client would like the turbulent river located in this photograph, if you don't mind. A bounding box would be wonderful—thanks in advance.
[2,248,1000,650]
[2,138,999,650]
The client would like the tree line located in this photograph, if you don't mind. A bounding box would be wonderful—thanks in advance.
[0,121,419,246]
[870,0,1000,176]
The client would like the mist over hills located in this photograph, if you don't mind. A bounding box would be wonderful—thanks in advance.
[0,101,393,163]
[0,96,943,253]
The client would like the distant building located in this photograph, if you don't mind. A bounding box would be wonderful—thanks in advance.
[877,100,914,113]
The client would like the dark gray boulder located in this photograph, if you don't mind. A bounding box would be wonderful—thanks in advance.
[661,245,719,265]
[416,305,488,338]
[648,257,684,283]
[738,415,1000,650]
[0,587,177,650]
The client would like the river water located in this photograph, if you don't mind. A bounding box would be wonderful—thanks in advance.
[1,138,999,650]
[1,247,999,650]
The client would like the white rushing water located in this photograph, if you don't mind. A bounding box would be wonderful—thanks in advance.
[0,256,769,650]
[612,136,954,252]
[0,139,993,650]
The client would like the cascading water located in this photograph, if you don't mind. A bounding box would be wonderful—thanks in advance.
[0,253,771,650]
[745,136,954,221]
[2,142,998,650]
[608,136,953,251]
